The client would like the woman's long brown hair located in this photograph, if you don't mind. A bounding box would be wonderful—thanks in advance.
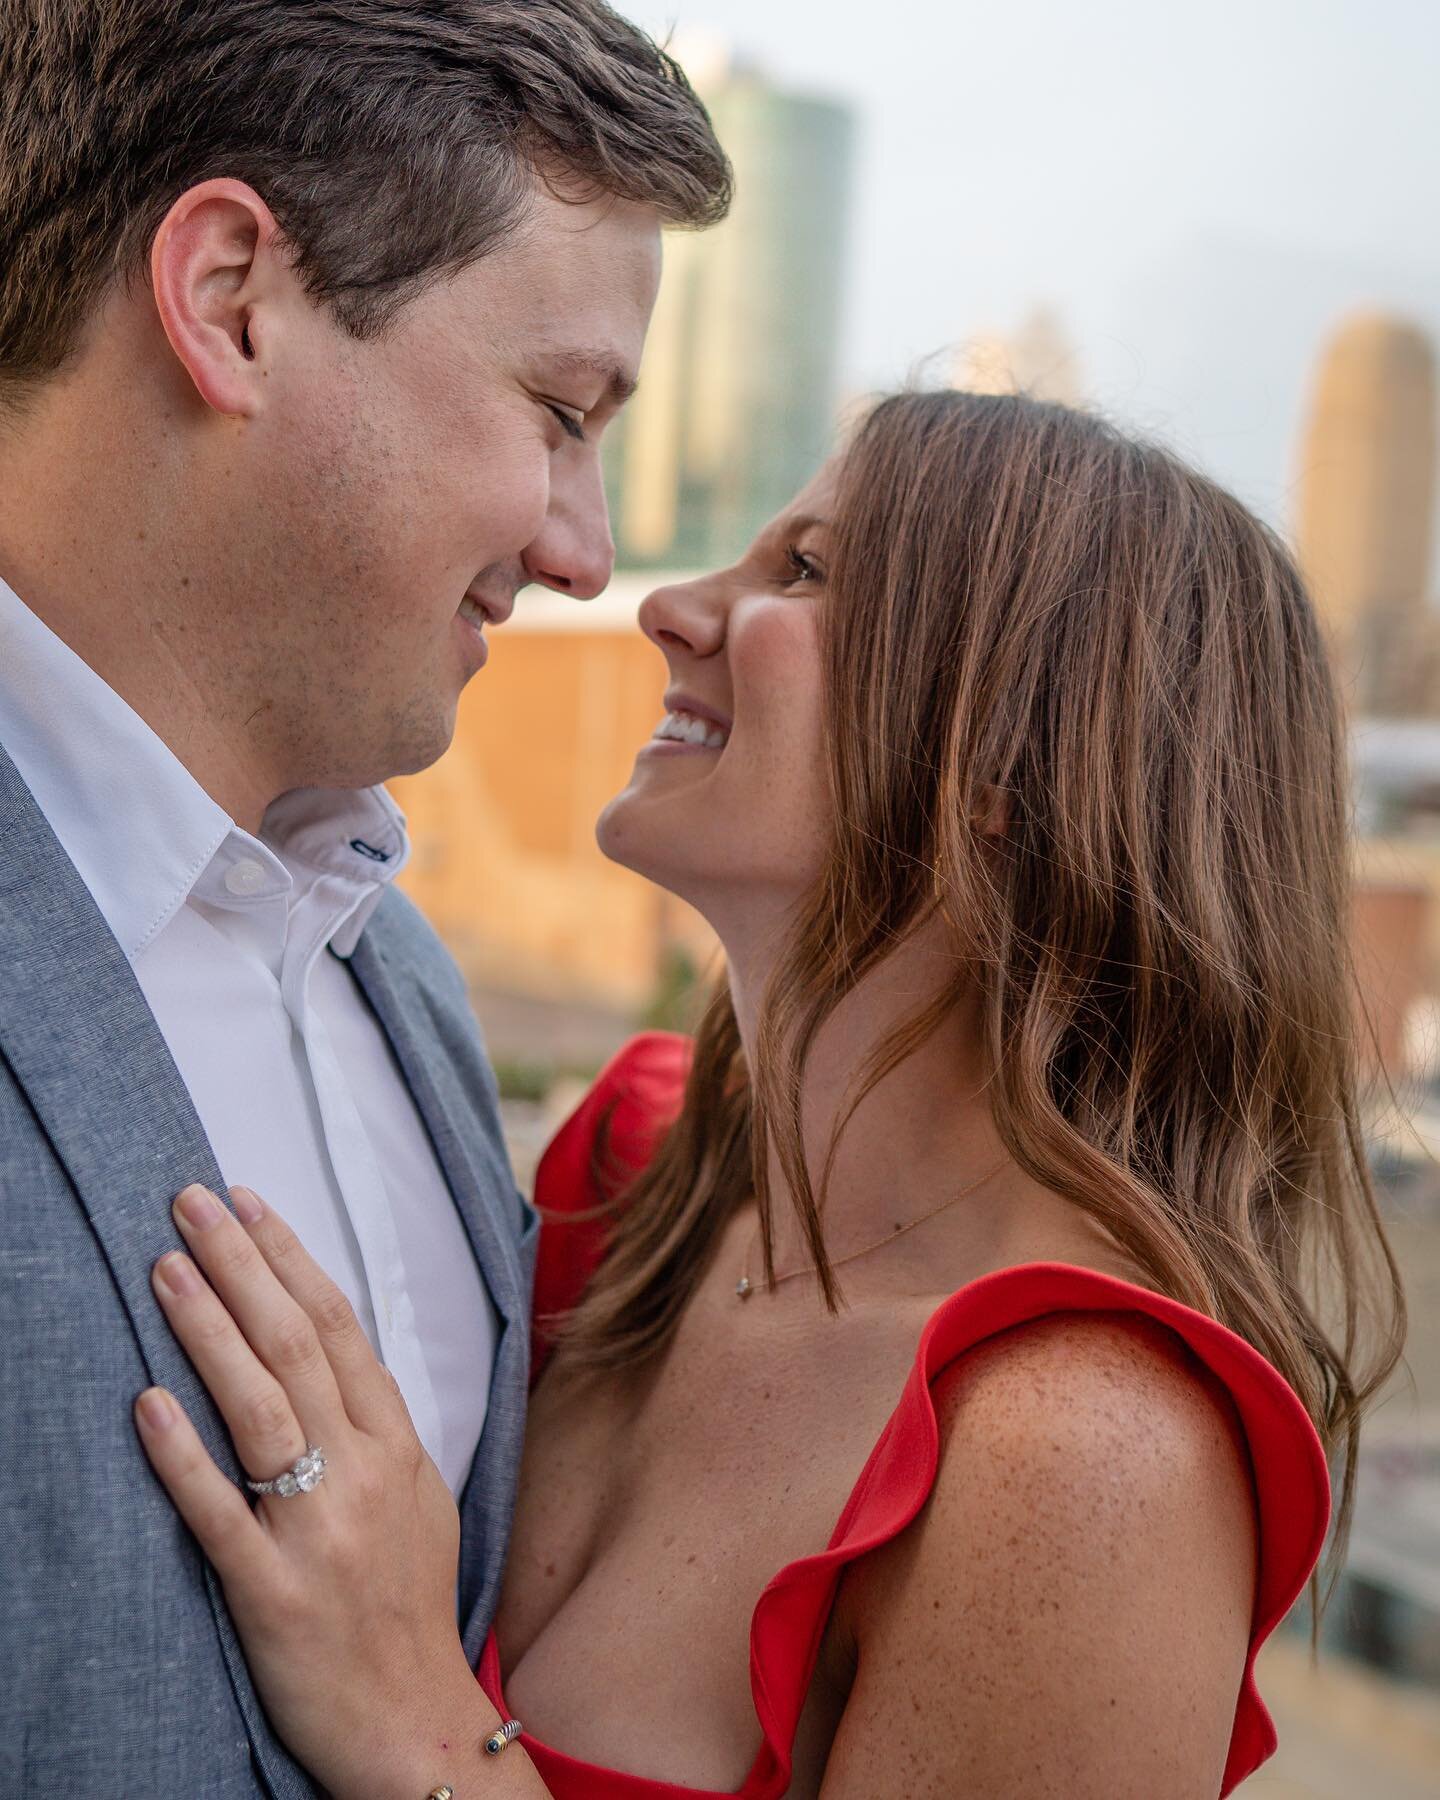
[552,390,1406,1582]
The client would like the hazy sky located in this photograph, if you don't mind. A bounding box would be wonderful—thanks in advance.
[630,0,1439,553]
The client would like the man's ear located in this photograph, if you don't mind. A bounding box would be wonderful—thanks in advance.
[150,179,283,417]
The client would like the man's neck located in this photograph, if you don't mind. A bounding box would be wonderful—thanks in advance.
[0,410,280,834]
[1,551,279,834]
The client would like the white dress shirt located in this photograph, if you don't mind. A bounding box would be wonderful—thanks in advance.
[0,577,496,1494]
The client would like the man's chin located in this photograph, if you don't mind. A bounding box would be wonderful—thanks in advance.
[313,692,462,791]
[387,710,462,783]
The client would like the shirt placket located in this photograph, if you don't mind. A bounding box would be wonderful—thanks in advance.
[278,874,445,1474]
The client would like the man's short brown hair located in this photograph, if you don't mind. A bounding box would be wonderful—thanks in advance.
[0,0,731,400]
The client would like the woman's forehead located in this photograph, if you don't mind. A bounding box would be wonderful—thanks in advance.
[772,463,841,537]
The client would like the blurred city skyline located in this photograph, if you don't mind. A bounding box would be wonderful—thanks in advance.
[605,64,855,566]
[627,0,1440,570]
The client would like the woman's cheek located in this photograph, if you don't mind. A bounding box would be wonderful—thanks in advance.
[728,599,823,728]
[729,615,830,877]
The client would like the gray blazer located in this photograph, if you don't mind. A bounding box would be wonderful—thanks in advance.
[0,740,538,1796]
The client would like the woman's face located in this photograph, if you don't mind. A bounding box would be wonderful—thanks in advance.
[597,464,839,920]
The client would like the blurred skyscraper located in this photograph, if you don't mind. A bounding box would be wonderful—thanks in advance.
[607,45,855,569]
[950,305,1084,406]
[1293,313,1437,715]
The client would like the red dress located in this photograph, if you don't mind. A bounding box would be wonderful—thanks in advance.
[478,1033,1331,1799]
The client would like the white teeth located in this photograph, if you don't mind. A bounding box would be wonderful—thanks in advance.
[458,594,482,624]
[653,709,730,749]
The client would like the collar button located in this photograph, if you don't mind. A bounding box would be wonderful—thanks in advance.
[224,858,269,898]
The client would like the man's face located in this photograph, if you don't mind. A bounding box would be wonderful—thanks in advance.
[232,184,660,791]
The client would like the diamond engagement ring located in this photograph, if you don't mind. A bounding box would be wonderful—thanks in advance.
[245,1445,327,1498]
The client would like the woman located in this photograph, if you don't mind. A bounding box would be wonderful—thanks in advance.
[133,391,1403,1798]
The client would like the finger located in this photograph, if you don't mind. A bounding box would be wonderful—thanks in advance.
[134,1386,275,1584]
[153,1248,321,1482]
[170,1185,347,1446]
[229,1186,408,1437]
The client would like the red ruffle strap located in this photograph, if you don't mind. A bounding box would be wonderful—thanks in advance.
[741,1263,1330,1798]
[530,1031,693,1376]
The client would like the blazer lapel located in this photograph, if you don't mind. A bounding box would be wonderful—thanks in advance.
[0,744,314,1798]
[344,916,532,1658]
[344,924,528,1342]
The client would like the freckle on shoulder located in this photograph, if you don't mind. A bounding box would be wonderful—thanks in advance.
[928,1308,1250,1501]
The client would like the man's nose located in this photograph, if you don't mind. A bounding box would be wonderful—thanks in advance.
[521,461,615,601]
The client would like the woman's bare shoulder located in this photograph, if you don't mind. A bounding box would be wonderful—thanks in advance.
[822,1307,1257,1797]
[934,1302,1246,1457]
[921,1307,1257,1580]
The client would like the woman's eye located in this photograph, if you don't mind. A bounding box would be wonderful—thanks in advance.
[784,544,824,584]
[548,405,587,444]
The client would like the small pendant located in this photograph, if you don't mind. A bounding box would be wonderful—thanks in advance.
[735,1275,753,1301]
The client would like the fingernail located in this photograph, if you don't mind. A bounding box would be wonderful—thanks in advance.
[138,1388,176,1432]
[230,1186,264,1226]
[175,1185,224,1230]
[155,1252,201,1298]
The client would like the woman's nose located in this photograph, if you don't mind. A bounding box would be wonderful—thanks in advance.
[638,577,727,659]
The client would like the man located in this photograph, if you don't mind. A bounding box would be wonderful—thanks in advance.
[0,3,729,1791]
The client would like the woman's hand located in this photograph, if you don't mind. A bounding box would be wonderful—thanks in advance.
[133,1182,502,1800]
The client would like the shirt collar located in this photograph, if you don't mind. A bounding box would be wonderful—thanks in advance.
[0,576,408,961]
[264,784,410,957]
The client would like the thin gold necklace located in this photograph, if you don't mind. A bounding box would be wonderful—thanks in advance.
[734,1158,1009,1301]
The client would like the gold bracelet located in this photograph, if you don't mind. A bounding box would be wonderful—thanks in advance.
[484,1717,524,1755]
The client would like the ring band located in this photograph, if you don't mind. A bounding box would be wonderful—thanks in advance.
[484,1718,523,1754]
[245,1444,326,1498]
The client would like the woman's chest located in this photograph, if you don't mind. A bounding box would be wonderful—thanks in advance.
[495,1302,929,1792]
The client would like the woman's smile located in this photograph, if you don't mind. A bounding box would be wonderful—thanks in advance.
[640,688,734,757]
[643,707,731,754]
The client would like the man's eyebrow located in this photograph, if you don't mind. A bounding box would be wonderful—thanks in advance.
[542,349,639,407]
